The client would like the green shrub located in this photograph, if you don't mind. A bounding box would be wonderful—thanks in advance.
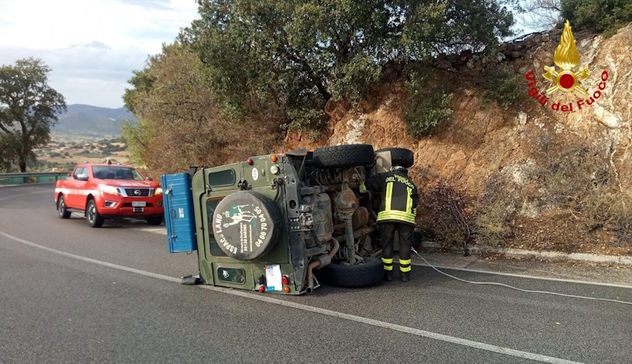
[403,69,453,137]
[562,0,632,37]
[480,66,523,110]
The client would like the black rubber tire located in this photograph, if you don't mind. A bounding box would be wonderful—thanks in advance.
[211,191,281,260]
[318,258,383,288]
[57,195,71,219]
[146,216,163,226]
[86,199,104,228]
[312,144,375,168]
[376,147,414,168]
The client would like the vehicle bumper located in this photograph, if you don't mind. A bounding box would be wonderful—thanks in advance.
[98,196,164,217]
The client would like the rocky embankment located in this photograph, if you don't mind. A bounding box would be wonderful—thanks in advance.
[284,25,632,255]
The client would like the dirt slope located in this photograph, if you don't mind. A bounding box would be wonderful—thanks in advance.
[284,25,632,254]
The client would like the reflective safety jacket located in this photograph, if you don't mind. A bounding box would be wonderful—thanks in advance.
[363,171,418,225]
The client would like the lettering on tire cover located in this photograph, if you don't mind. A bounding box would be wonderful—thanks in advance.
[213,202,269,255]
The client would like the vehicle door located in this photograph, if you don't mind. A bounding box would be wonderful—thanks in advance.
[67,166,88,208]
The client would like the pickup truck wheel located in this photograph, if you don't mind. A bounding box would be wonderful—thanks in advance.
[376,147,414,168]
[313,144,375,168]
[146,216,163,226]
[57,195,71,219]
[319,258,383,288]
[86,199,104,228]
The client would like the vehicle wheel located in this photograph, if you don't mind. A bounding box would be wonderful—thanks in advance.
[211,191,281,260]
[376,147,414,168]
[318,258,383,288]
[146,216,163,226]
[86,199,104,228]
[57,195,71,219]
[312,144,375,169]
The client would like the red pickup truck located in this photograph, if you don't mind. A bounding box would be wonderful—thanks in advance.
[54,163,164,227]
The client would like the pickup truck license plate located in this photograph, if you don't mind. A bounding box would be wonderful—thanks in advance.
[132,201,146,207]
[133,207,144,213]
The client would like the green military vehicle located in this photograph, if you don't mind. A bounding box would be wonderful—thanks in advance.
[162,144,414,295]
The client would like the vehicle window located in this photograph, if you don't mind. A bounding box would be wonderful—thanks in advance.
[73,167,85,179]
[206,199,227,257]
[209,169,236,186]
[92,166,143,181]
[217,267,246,284]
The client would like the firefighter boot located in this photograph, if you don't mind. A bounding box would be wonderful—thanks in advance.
[382,257,394,281]
[384,270,393,281]
[399,258,411,282]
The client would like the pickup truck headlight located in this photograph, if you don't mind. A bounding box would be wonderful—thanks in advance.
[154,187,163,196]
[100,185,120,195]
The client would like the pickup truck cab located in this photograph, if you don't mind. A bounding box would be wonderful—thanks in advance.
[54,163,164,227]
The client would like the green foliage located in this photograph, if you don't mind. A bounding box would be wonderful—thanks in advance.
[480,65,524,110]
[121,118,154,166]
[123,43,280,174]
[403,68,453,137]
[561,0,632,36]
[0,58,66,172]
[178,0,515,131]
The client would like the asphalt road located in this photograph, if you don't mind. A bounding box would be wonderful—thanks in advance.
[1,184,631,363]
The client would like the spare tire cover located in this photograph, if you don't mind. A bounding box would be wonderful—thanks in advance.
[212,191,281,260]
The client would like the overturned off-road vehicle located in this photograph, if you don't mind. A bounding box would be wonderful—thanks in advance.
[162,144,414,295]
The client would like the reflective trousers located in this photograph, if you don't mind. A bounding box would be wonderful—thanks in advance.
[379,222,413,273]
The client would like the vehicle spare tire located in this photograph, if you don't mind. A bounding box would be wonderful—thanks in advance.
[313,144,375,168]
[376,147,414,168]
[212,191,281,260]
[318,258,383,288]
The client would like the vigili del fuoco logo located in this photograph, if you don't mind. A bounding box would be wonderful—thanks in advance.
[525,20,608,112]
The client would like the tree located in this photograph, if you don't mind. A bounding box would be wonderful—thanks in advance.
[0,58,66,172]
[561,0,632,36]
[123,43,280,174]
[180,0,515,130]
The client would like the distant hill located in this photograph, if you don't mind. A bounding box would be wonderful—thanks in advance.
[53,104,136,137]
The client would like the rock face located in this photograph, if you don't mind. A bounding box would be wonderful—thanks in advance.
[284,25,632,253]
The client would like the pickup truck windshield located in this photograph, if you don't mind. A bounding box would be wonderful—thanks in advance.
[93,166,143,181]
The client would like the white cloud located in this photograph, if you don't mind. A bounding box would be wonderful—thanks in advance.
[0,0,198,107]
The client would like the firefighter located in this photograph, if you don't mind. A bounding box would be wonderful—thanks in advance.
[362,165,418,282]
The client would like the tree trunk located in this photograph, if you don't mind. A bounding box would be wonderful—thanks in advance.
[19,158,26,172]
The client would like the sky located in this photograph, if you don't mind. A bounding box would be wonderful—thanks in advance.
[0,0,198,108]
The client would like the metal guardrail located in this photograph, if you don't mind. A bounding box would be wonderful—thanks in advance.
[0,172,69,185]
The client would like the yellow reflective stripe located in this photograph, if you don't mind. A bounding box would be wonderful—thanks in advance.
[400,265,412,272]
[406,187,412,213]
[377,210,416,224]
[385,181,393,211]
[381,257,393,264]
[399,259,411,265]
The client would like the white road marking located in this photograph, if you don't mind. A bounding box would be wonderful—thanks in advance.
[0,230,581,364]
[135,227,167,235]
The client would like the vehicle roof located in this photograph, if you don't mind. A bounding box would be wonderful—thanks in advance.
[76,163,137,168]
